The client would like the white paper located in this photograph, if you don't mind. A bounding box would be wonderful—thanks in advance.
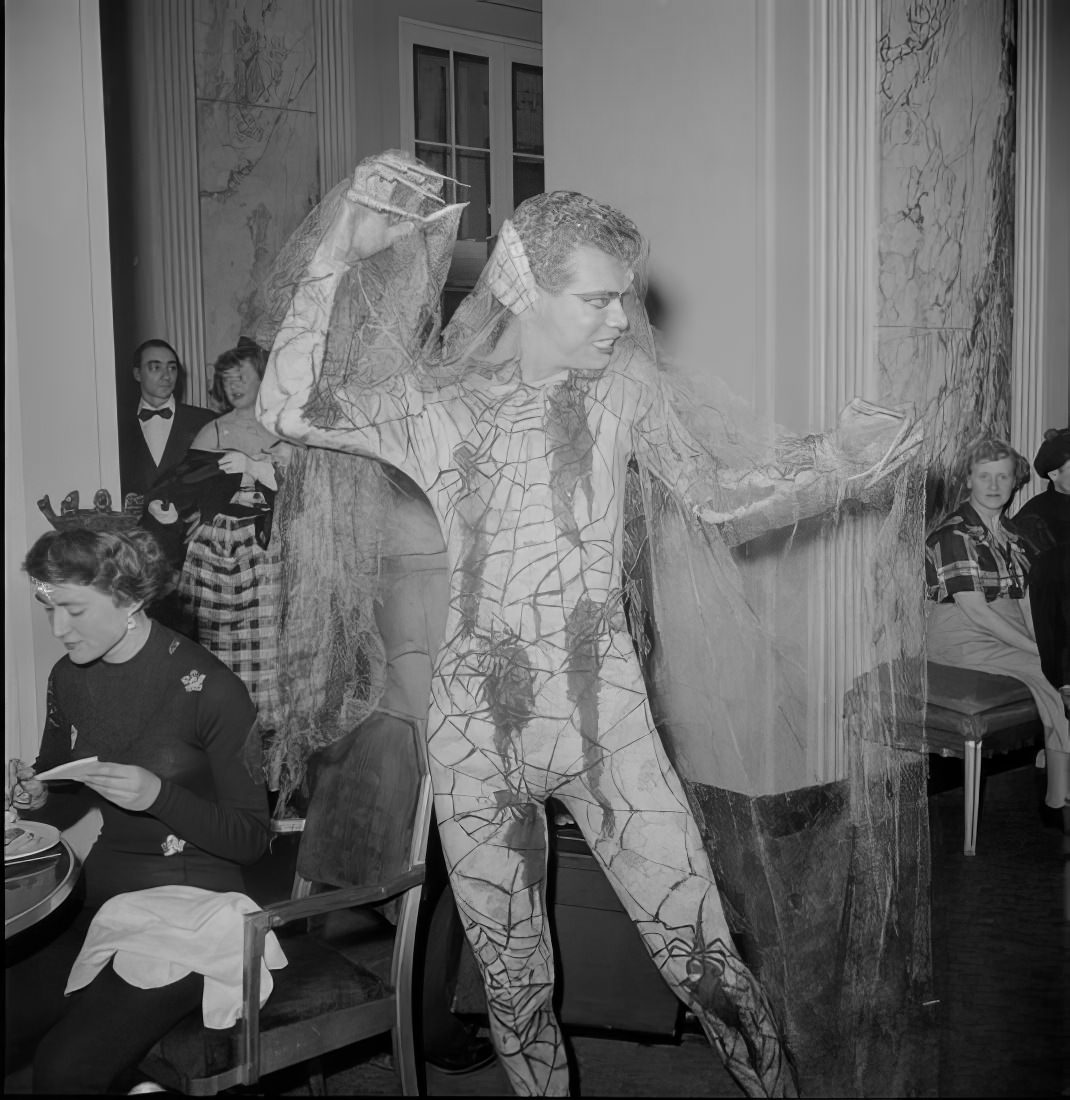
[34,756,101,782]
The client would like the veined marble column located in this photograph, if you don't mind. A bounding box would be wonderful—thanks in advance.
[193,0,318,370]
[876,0,1017,514]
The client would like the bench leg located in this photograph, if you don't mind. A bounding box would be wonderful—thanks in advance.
[963,740,982,856]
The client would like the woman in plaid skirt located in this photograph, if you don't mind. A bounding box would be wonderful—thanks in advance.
[149,341,293,735]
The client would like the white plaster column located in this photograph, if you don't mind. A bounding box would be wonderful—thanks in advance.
[1011,0,1049,480]
[315,0,363,190]
[5,0,117,759]
[128,0,207,403]
[807,0,881,781]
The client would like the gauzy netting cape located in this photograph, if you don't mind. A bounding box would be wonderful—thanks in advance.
[250,150,922,811]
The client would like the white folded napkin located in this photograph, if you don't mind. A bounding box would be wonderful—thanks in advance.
[66,886,288,1028]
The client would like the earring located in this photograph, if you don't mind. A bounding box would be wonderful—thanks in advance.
[127,614,137,633]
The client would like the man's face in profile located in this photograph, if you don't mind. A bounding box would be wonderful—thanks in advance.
[531,246,633,374]
[134,345,179,407]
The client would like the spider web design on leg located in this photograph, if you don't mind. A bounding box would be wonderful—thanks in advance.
[442,796,570,1096]
[651,909,798,1098]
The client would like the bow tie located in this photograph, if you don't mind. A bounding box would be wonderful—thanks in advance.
[139,406,174,422]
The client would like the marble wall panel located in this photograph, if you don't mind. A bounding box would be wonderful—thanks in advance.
[198,99,318,373]
[193,0,319,382]
[878,326,1012,516]
[194,0,315,110]
[877,0,1016,514]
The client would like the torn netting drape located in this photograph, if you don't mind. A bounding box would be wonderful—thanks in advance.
[252,150,924,808]
[245,158,459,802]
[625,367,925,797]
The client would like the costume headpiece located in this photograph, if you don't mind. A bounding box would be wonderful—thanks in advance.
[484,220,539,315]
[37,489,142,533]
[1033,427,1070,478]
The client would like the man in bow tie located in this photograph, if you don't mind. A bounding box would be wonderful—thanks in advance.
[119,339,217,501]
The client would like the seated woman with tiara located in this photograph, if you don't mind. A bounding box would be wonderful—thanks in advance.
[5,526,269,1093]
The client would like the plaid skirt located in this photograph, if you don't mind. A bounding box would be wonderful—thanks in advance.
[179,514,281,731]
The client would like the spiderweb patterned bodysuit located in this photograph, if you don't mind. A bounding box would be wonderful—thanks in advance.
[259,253,795,1097]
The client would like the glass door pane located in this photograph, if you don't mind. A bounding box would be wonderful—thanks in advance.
[512,64,543,155]
[415,143,451,182]
[413,47,449,144]
[512,157,544,207]
[457,150,490,239]
[454,53,489,149]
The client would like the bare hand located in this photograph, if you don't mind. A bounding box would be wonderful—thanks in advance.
[147,499,179,525]
[217,450,251,476]
[7,759,45,813]
[79,763,162,812]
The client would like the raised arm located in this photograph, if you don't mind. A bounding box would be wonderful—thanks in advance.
[257,155,465,487]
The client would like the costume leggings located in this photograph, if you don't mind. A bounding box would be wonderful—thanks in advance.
[428,634,795,1098]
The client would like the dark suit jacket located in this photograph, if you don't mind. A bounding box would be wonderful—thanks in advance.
[119,402,218,500]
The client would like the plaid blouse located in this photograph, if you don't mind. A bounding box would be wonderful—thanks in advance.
[925,503,1030,603]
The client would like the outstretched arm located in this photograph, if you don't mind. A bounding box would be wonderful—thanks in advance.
[633,362,921,547]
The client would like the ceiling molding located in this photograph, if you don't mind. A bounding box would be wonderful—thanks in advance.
[477,0,542,14]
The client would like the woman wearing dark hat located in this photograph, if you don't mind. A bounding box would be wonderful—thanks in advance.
[1011,427,1070,718]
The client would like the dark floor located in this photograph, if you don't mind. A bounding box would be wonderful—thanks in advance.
[284,751,1070,1097]
[5,754,1067,1096]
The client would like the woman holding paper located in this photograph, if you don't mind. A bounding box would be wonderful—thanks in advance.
[6,526,269,1093]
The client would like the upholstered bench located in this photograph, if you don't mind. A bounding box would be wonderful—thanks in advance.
[923,662,1042,856]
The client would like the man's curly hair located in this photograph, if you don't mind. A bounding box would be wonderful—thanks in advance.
[510,191,645,293]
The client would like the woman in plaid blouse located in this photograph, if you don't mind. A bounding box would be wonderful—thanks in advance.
[925,437,1069,829]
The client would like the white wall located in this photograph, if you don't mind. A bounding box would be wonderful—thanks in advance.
[543,0,830,794]
[544,0,762,409]
[4,0,118,762]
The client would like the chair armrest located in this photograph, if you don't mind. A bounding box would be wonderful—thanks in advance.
[258,866,426,928]
[232,865,425,1084]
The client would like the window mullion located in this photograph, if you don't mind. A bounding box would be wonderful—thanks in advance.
[489,43,510,234]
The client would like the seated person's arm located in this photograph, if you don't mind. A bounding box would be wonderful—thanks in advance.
[9,676,93,826]
[75,677,269,865]
[147,678,270,865]
[951,589,1039,655]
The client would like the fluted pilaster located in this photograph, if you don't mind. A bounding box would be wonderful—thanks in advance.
[807,0,880,781]
[1011,1,1048,477]
[129,0,206,403]
[315,0,362,190]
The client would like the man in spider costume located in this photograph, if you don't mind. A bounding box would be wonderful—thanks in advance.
[258,152,913,1096]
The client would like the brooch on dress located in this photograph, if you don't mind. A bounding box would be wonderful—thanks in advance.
[161,834,187,857]
[181,670,206,693]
